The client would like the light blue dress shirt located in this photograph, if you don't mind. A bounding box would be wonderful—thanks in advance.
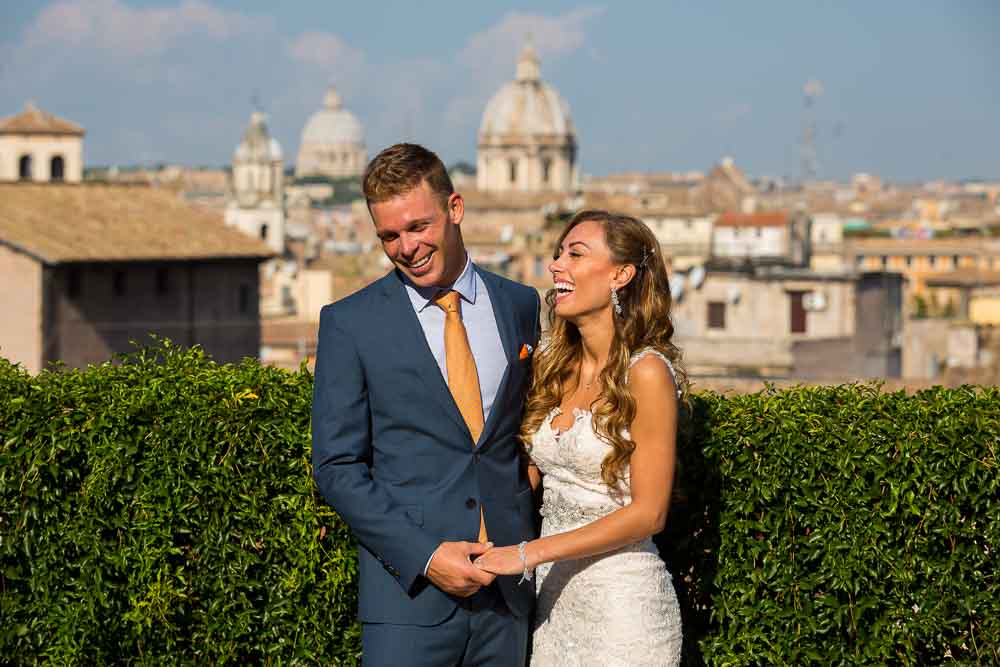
[402,254,507,426]
[403,255,509,576]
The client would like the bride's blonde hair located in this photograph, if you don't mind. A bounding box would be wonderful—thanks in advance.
[520,210,686,492]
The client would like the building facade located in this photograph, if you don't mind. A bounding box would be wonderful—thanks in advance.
[671,266,903,379]
[0,184,273,373]
[0,102,84,183]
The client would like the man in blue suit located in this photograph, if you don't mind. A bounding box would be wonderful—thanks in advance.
[312,143,541,665]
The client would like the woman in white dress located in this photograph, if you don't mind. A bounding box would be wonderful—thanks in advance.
[475,210,684,666]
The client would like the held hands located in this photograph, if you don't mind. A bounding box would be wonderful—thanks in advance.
[425,541,497,597]
[474,542,536,577]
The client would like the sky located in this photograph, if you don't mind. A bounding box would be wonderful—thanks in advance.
[1,1,997,183]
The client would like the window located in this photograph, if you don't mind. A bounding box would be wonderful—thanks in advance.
[260,223,269,241]
[50,155,65,181]
[239,284,251,314]
[929,255,937,268]
[509,159,518,184]
[18,155,32,181]
[789,291,807,334]
[880,255,888,269]
[952,254,961,268]
[534,255,545,278]
[905,255,913,268]
[707,301,726,329]
[112,270,127,297]
[67,267,81,300]
[542,158,551,183]
[155,268,169,296]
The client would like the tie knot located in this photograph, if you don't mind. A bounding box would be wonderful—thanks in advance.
[434,289,461,315]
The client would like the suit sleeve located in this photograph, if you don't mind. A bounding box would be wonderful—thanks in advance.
[311,305,440,595]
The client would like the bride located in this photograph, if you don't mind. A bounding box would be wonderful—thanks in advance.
[474,210,683,666]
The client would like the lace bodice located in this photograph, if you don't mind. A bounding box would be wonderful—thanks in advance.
[528,348,682,666]
[530,348,681,529]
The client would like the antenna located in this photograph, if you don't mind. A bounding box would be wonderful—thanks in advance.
[801,79,823,185]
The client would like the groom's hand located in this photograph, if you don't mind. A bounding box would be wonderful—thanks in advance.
[426,541,496,597]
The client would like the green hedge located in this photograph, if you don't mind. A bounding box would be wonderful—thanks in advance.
[2,343,998,665]
[0,342,359,664]
[665,384,999,665]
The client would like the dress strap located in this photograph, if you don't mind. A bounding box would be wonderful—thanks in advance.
[628,347,681,397]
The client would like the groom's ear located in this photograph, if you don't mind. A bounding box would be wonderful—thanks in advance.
[446,192,465,225]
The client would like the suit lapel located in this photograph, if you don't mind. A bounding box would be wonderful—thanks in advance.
[381,271,471,439]
[477,267,518,448]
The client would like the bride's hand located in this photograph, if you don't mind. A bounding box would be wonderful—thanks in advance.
[473,544,526,576]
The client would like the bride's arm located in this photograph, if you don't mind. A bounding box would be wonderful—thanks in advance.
[526,457,543,492]
[477,356,678,574]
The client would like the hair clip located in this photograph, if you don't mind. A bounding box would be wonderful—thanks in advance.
[640,246,655,268]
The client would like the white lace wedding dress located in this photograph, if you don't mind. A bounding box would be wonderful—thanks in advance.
[529,349,682,666]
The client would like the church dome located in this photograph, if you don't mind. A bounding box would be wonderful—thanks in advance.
[300,87,365,147]
[479,44,575,139]
[234,112,282,162]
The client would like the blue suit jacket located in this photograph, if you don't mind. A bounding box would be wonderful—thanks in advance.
[312,266,541,625]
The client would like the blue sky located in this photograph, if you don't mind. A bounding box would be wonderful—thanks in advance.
[1,1,997,182]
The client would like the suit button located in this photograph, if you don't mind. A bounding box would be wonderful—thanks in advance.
[465,498,477,509]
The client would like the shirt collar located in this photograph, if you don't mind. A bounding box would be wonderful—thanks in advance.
[403,253,477,312]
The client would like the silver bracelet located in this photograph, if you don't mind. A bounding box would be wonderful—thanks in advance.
[517,540,533,585]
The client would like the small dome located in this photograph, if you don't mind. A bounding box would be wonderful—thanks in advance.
[235,111,282,162]
[479,44,575,139]
[300,86,365,146]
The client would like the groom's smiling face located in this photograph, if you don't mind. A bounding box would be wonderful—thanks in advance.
[370,179,467,289]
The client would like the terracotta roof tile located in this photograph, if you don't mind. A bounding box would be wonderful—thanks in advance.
[0,183,274,264]
[0,103,85,136]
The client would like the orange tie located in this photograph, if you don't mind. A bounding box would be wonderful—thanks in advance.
[434,290,488,542]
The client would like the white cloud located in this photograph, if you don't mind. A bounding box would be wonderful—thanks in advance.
[289,31,366,74]
[1,2,602,167]
[458,7,604,75]
[24,0,271,58]
[443,7,604,147]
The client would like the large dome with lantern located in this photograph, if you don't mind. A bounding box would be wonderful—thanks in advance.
[295,86,366,179]
[477,43,578,193]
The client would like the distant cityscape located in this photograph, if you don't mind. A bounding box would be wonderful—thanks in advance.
[1,43,997,390]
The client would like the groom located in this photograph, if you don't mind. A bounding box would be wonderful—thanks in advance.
[312,143,541,665]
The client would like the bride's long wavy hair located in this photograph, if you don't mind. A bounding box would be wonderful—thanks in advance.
[520,210,687,492]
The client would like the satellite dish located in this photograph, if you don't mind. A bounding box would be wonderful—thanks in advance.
[688,264,706,289]
[726,286,742,304]
[669,273,686,301]
[804,291,828,311]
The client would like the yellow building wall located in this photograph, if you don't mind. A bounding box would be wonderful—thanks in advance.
[970,296,1000,325]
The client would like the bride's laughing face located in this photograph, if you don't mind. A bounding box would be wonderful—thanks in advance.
[548,220,620,321]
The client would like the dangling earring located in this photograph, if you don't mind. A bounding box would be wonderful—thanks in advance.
[610,286,623,317]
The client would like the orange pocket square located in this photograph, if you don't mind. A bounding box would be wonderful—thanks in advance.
[519,343,533,360]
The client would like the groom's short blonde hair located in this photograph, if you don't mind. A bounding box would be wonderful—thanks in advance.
[362,143,454,212]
